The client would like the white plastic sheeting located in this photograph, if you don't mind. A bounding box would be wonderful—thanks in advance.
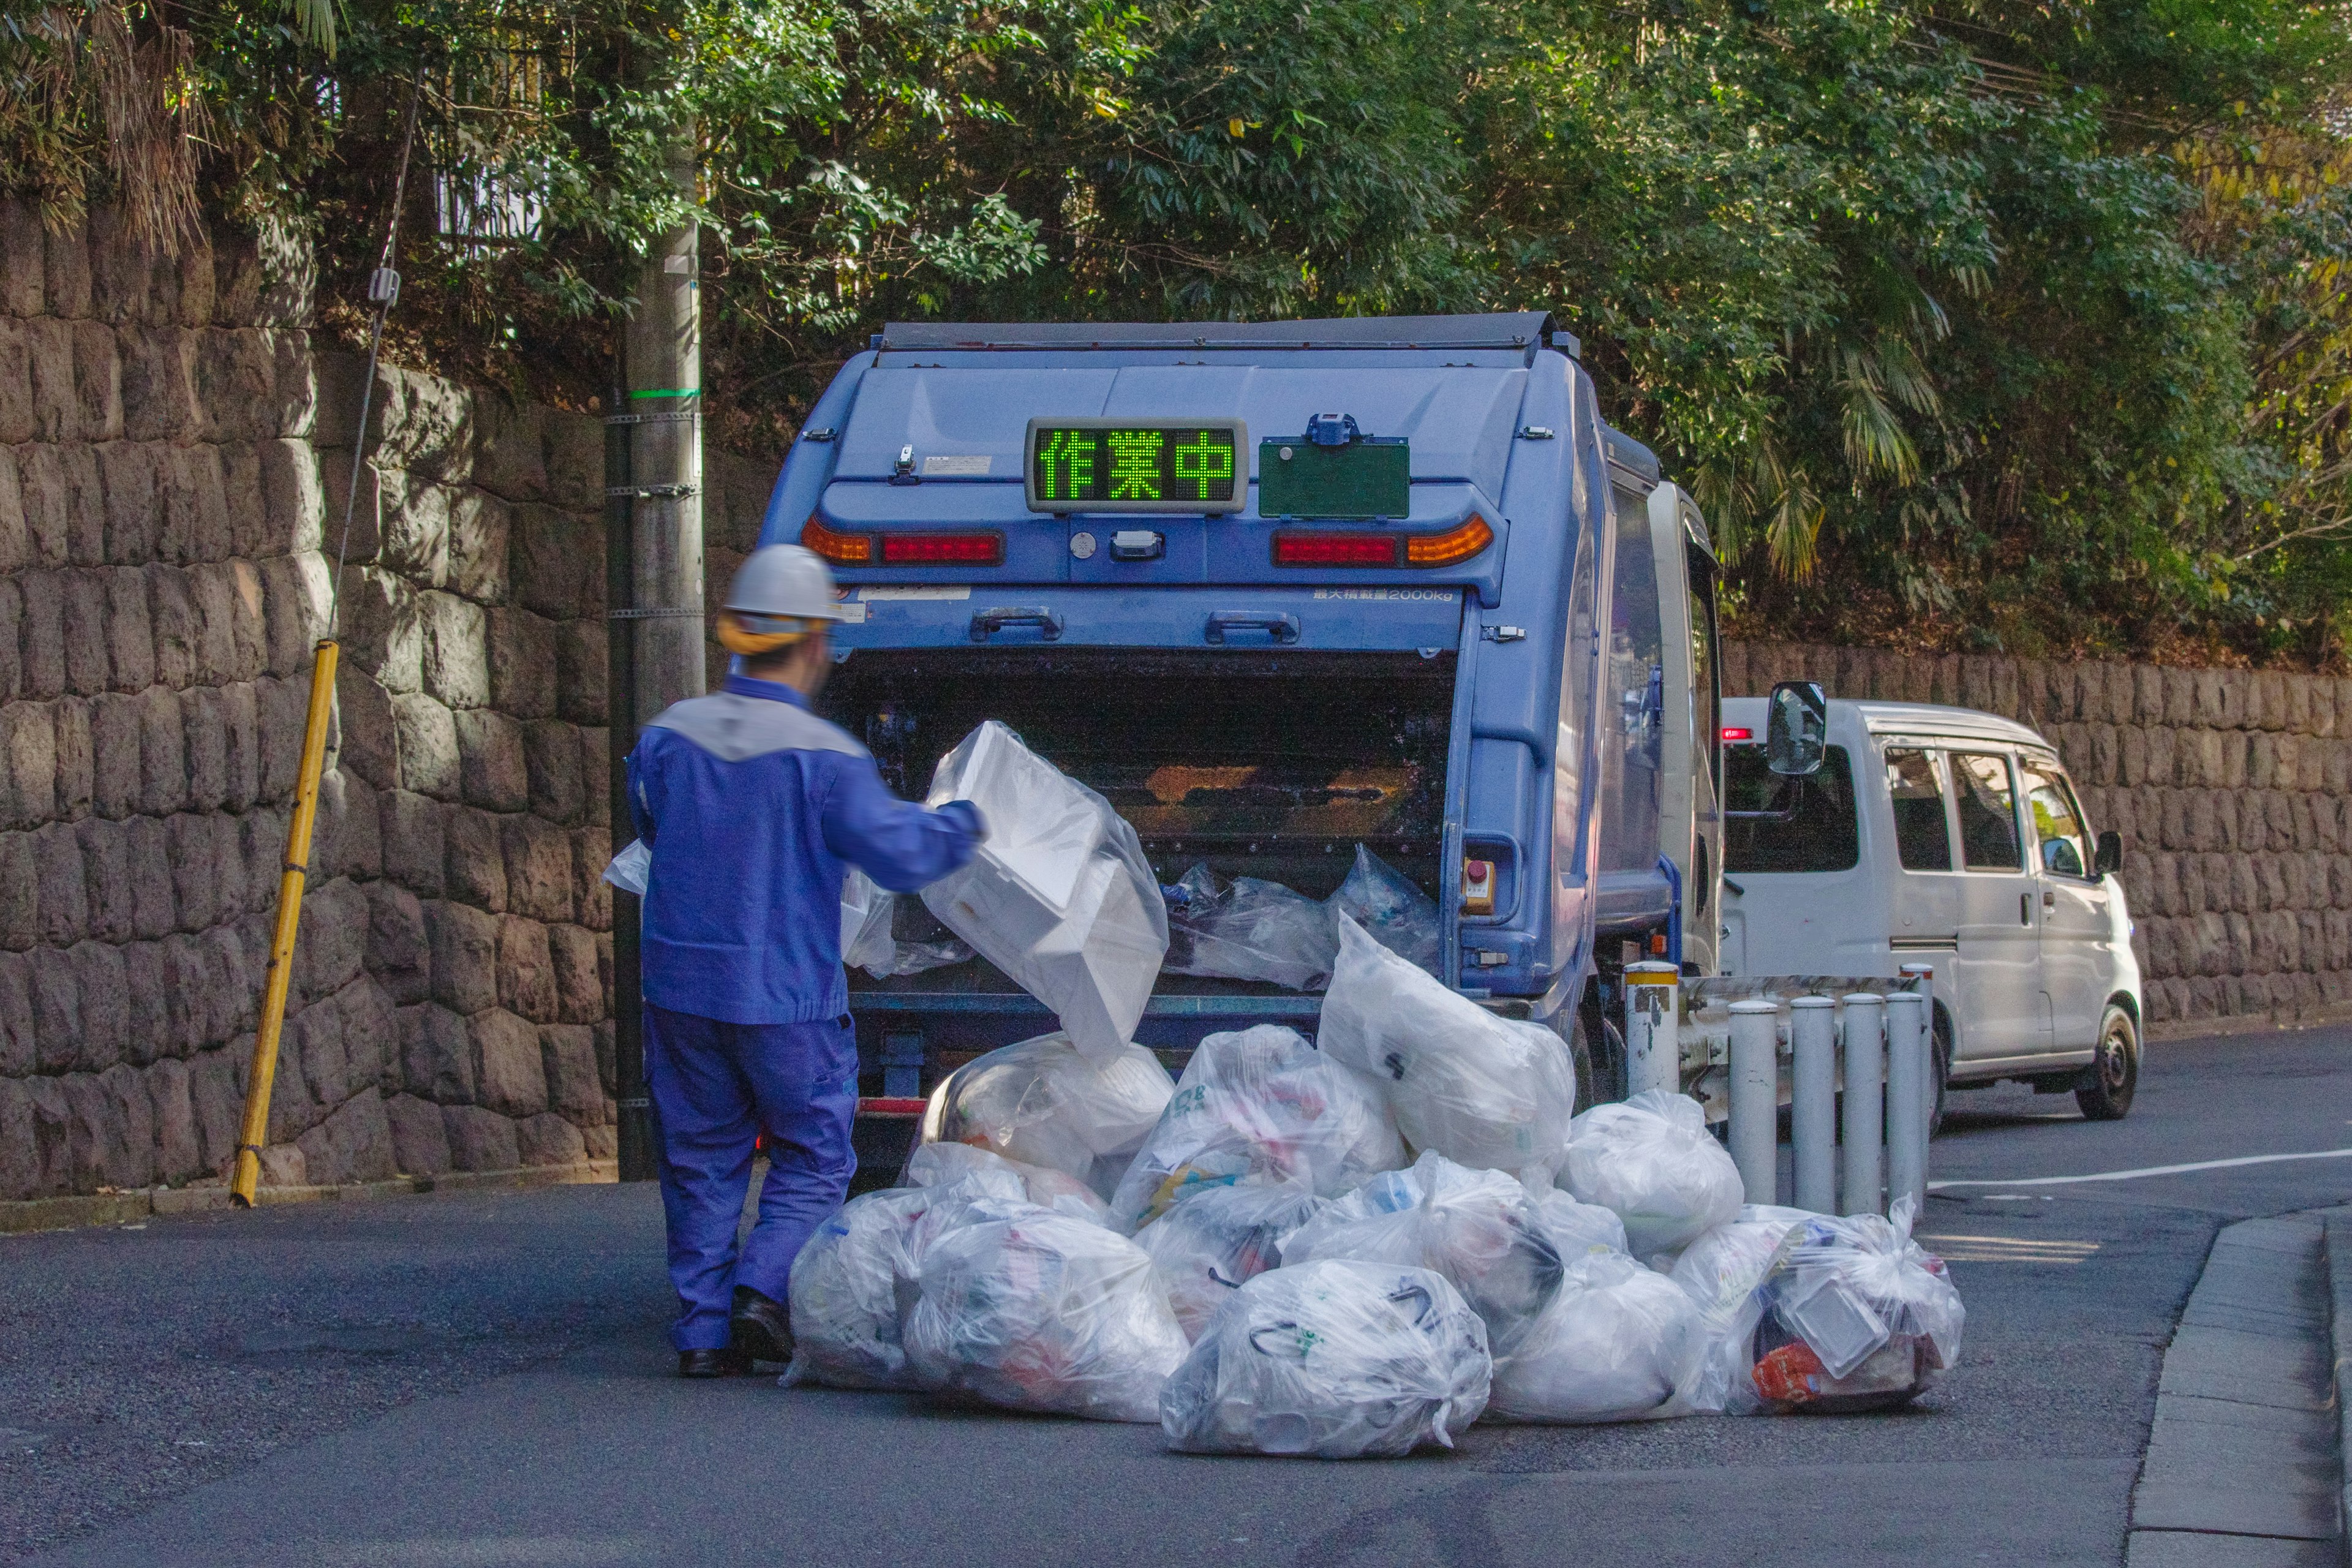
[840,867,973,979]
[1559,1089,1744,1260]
[933,1032,1175,1201]
[901,1205,1191,1422]
[1317,916,1577,1173]
[922,722,1169,1061]
[1107,1024,1404,1231]
[1329,845,1442,976]
[1159,1258,1492,1457]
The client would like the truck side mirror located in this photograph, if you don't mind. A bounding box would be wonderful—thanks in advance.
[1765,680,1827,777]
[2094,829,2123,877]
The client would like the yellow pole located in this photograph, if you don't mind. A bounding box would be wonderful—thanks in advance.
[230,639,341,1207]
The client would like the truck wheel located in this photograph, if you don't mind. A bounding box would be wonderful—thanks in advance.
[1556,1009,1600,1115]
[2075,1005,2138,1121]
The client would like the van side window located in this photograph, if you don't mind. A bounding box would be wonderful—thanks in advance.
[1883,748,1951,871]
[1724,745,1860,872]
[1951,752,2022,871]
[2018,758,2092,879]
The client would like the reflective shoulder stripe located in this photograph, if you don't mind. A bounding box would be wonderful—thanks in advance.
[644,692,868,764]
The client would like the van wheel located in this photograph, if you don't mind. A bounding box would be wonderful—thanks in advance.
[2075,1006,2138,1121]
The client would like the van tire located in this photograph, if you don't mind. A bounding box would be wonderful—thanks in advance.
[2075,1005,2138,1121]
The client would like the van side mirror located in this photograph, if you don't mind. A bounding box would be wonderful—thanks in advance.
[2094,829,2122,878]
[1765,680,1827,777]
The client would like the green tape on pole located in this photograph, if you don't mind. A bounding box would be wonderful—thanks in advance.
[630,388,701,399]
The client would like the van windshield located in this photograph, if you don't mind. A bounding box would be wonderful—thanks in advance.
[1724,744,1860,873]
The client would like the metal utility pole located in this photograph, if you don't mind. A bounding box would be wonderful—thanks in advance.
[606,123,705,1183]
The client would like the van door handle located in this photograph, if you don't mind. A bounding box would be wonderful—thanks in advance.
[2020,892,2032,926]
[969,606,1063,643]
[1204,610,1300,646]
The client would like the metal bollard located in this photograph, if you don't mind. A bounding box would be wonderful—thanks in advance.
[1623,960,1683,1097]
[1900,962,1937,1133]
[1727,999,1781,1205]
[1839,993,1886,1216]
[1789,996,1838,1214]
[1885,992,1928,1213]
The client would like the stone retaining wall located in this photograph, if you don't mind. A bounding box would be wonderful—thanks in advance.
[1725,642,2352,1031]
[0,203,771,1200]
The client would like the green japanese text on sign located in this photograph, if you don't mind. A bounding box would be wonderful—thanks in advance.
[1027,423,1242,511]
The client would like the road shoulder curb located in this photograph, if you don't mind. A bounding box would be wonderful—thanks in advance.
[0,1160,619,1237]
[2125,1212,2344,1567]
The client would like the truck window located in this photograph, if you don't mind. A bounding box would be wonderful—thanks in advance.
[1602,486,1664,873]
[2018,758,2092,879]
[1686,538,1720,785]
[1724,744,1860,873]
[1951,752,2022,871]
[1883,748,1951,871]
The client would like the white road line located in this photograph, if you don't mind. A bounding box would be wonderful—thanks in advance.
[1931,1147,2352,1190]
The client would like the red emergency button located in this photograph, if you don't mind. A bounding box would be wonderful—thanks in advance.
[1461,858,1496,916]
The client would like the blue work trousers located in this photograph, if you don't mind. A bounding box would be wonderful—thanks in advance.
[643,1002,859,1351]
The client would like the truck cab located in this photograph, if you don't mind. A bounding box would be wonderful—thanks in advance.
[755,314,1726,1142]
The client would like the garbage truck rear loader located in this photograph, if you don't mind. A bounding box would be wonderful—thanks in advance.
[750,314,1731,1172]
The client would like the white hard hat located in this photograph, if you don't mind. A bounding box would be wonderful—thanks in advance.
[723,543,848,630]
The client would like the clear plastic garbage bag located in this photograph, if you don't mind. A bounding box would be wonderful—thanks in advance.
[841,868,973,979]
[1108,1025,1405,1231]
[1559,1088,1744,1260]
[903,1140,1112,1225]
[1667,1204,1814,1414]
[900,1205,1191,1422]
[1163,863,1338,991]
[1526,1185,1630,1261]
[1329,845,1442,976]
[922,722,1169,1061]
[1279,1152,1565,1357]
[1744,1196,1964,1414]
[933,1031,1175,1200]
[1487,1251,1708,1423]
[783,1174,1011,1391]
[1159,1258,1492,1457]
[603,838,650,895]
[1317,915,1577,1172]
[1136,1180,1321,1339]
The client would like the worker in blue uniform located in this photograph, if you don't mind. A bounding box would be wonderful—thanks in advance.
[627,544,982,1378]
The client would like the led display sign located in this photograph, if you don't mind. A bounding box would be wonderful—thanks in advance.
[1024,418,1248,513]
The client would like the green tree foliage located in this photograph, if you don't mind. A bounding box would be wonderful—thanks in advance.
[6,0,2352,660]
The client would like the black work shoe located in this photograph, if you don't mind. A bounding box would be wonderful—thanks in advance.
[677,1347,752,1379]
[729,1286,795,1365]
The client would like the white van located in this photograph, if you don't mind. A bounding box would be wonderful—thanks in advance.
[1717,696,2143,1123]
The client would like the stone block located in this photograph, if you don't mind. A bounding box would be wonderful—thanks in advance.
[2119,727,2148,788]
[442,1104,519,1172]
[51,695,88,820]
[594,1019,615,1095]
[390,691,461,800]
[366,881,429,1003]
[472,398,547,502]
[292,875,368,1002]
[256,675,307,799]
[379,788,447,897]
[331,658,398,791]
[195,327,279,443]
[497,914,557,1023]
[0,1077,64,1200]
[517,1111,586,1167]
[503,815,575,924]
[0,455,22,582]
[93,440,156,565]
[544,412,603,512]
[186,1046,240,1175]
[167,809,219,932]
[426,898,500,1014]
[0,831,34,949]
[419,591,490,710]
[258,552,333,679]
[555,616,608,725]
[296,1085,398,1185]
[126,813,173,938]
[0,700,55,827]
[26,318,76,442]
[582,1123,617,1161]
[150,1057,201,1184]
[77,814,134,942]
[540,1022,603,1123]
[447,489,510,603]
[379,364,477,482]
[0,950,31,1075]
[119,323,202,442]
[455,708,528,810]
[72,940,128,1072]
[123,937,168,1068]
[147,562,199,688]
[470,1006,549,1118]
[222,680,259,809]
[575,827,612,932]
[547,922,605,1024]
[336,566,422,693]
[319,767,381,881]
[260,437,323,556]
[0,330,28,463]
[27,942,78,1071]
[180,685,228,811]
[511,503,600,618]
[92,570,155,699]
[445,805,509,912]
[97,1063,156,1189]
[523,719,584,824]
[0,197,38,314]
[284,996,345,1127]
[34,819,88,947]
[399,1002,475,1104]
[2145,726,2175,788]
[82,694,133,823]
[385,1091,453,1174]
[186,561,242,684]
[380,467,452,587]
[487,608,557,719]
[581,729,610,827]
[54,571,107,698]
[157,441,230,564]
[20,566,65,698]
[341,974,400,1098]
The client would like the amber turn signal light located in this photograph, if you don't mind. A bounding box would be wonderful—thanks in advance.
[1405,514,1493,566]
[800,514,874,564]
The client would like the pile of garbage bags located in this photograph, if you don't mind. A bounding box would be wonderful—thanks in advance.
[780,722,1963,1450]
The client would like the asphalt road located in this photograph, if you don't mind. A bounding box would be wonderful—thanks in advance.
[6,1026,2350,1567]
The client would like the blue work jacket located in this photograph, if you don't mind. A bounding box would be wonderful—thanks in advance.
[626,674,981,1025]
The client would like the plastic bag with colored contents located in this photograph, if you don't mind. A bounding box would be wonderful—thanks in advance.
[1743,1197,1964,1414]
[930,1031,1175,1200]
[1134,1180,1322,1339]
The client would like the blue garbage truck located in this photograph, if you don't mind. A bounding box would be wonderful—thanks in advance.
[753,313,1732,1166]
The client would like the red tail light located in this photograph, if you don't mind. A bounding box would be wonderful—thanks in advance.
[801,514,873,564]
[1721,726,1753,741]
[879,531,1004,565]
[1272,531,1401,566]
